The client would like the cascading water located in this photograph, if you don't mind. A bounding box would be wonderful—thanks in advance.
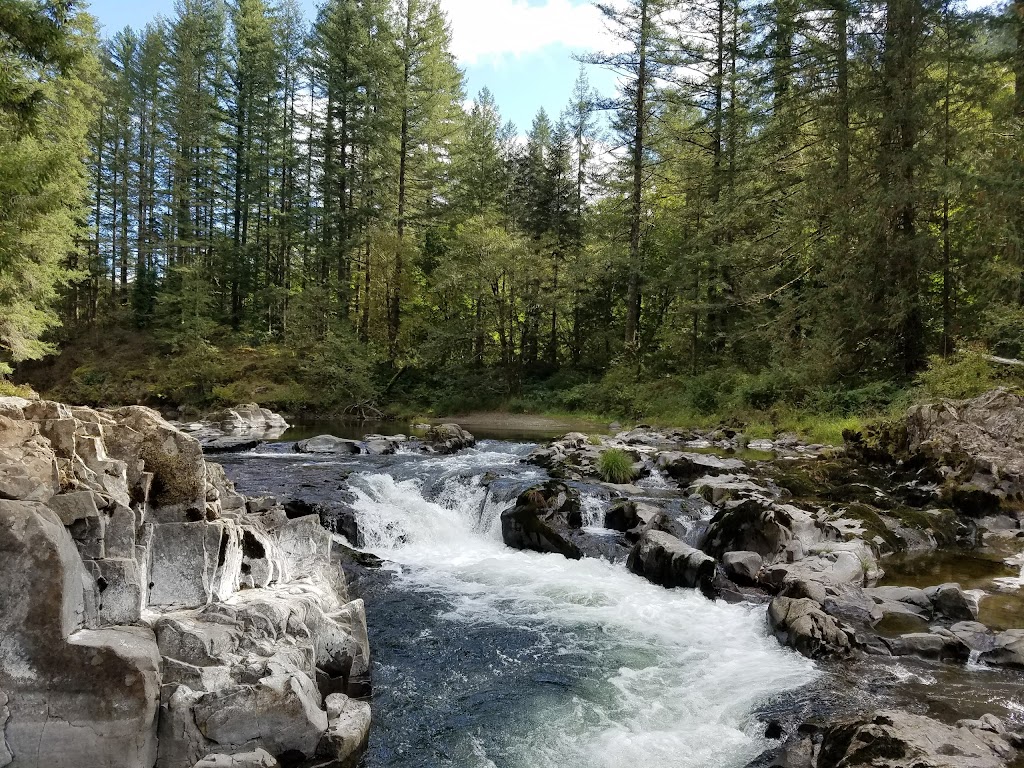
[220,438,818,768]
[344,442,817,768]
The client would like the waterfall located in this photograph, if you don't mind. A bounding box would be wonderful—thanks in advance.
[344,443,818,768]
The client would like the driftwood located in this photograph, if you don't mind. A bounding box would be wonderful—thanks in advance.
[986,355,1024,368]
[344,401,385,421]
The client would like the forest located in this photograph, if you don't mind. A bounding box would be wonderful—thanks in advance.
[2,0,1024,432]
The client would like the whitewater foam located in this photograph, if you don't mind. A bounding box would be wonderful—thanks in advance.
[349,461,818,768]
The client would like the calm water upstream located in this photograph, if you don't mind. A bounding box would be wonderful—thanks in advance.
[218,428,818,768]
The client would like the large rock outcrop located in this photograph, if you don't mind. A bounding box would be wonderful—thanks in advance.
[861,389,1024,511]
[0,398,371,768]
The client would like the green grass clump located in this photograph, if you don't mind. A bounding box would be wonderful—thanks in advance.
[0,378,34,398]
[598,448,637,484]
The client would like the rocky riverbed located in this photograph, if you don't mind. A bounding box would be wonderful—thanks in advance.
[3,391,1024,768]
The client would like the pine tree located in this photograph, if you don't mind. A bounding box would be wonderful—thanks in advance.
[0,1,99,370]
[584,0,674,352]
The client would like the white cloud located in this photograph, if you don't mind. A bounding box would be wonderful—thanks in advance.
[439,0,610,64]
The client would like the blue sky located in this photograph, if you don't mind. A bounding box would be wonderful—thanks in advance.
[84,0,618,133]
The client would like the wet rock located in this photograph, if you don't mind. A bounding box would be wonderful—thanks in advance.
[193,749,279,768]
[500,481,584,560]
[627,530,717,596]
[294,436,363,455]
[865,586,933,623]
[723,551,763,585]
[423,424,476,454]
[285,499,360,545]
[319,694,372,767]
[816,710,1016,767]
[885,630,971,662]
[702,500,822,564]
[363,437,399,456]
[978,629,1024,669]
[949,621,996,652]
[656,451,746,483]
[604,499,641,533]
[202,437,265,454]
[767,596,856,659]
[928,582,980,622]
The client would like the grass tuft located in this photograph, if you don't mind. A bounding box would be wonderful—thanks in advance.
[598,448,637,484]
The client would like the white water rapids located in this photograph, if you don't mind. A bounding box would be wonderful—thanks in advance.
[345,442,818,768]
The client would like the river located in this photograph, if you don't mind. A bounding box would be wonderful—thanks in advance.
[217,431,819,768]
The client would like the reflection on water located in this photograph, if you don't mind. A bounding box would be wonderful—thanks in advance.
[879,545,1024,631]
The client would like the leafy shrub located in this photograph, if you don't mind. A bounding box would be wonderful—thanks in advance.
[916,346,996,400]
[0,378,33,398]
[598,448,637,484]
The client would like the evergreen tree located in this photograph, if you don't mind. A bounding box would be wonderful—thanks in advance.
[0,1,98,370]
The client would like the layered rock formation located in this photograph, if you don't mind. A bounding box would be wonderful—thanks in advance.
[0,397,370,768]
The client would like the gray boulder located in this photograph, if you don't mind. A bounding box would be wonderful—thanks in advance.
[928,582,980,622]
[294,436,363,455]
[655,451,746,483]
[320,694,372,768]
[500,482,583,560]
[702,499,822,564]
[979,629,1024,669]
[885,630,971,662]
[423,424,476,454]
[767,596,856,659]
[627,530,717,596]
[723,551,763,584]
[816,710,1016,768]
[193,749,279,768]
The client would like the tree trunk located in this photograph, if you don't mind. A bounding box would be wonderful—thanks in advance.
[624,0,649,351]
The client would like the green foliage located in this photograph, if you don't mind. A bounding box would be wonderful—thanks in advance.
[0,377,33,398]
[0,3,97,365]
[598,449,637,484]
[915,347,998,401]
